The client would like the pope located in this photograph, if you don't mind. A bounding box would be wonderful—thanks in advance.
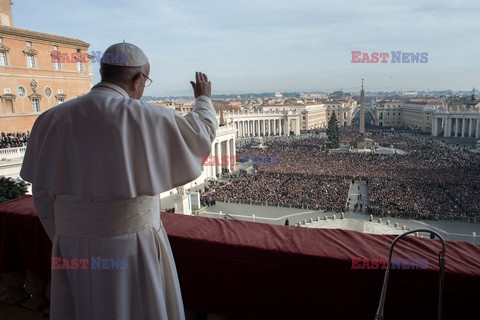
[20,42,216,320]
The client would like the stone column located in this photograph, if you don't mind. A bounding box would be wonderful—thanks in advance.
[444,117,449,137]
[215,142,221,177]
[469,118,474,137]
[462,118,466,137]
[455,118,459,137]
[225,139,231,172]
[263,119,266,136]
[210,143,216,178]
[273,119,277,136]
[230,139,236,170]
[476,118,480,139]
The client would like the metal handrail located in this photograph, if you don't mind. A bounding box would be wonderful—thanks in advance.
[374,228,446,320]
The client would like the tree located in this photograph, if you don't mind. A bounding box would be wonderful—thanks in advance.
[326,112,340,149]
[0,176,29,203]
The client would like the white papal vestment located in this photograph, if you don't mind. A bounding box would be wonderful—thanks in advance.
[20,82,216,320]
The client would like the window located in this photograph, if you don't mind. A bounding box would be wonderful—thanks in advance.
[56,92,67,103]
[0,51,6,66]
[53,60,61,70]
[53,45,58,50]
[27,54,35,68]
[31,99,40,112]
[26,41,32,47]
[0,37,2,42]
[77,60,83,72]
[17,86,25,97]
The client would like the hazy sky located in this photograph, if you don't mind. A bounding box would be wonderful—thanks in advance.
[12,0,480,96]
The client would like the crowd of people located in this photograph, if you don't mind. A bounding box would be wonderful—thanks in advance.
[203,172,348,212]
[203,129,480,221]
[0,132,29,149]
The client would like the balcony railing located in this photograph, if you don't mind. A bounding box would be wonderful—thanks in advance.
[0,196,479,319]
[0,146,26,160]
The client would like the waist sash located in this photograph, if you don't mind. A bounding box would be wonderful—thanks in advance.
[54,195,160,237]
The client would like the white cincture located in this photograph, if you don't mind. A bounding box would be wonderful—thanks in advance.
[54,195,160,238]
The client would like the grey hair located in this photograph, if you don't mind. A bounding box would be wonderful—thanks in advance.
[100,63,149,85]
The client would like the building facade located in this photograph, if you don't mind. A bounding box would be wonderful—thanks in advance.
[374,100,404,128]
[325,99,356,128]
[374,99,441,132]
[259,98,356,132]
[0,0,92,132]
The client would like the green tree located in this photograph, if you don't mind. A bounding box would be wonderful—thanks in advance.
[326,112,340,149]
[0,176,29,203]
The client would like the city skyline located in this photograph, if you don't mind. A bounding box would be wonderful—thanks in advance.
[13,0,480,96]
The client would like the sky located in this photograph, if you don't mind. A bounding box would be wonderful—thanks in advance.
[11,0,480,96]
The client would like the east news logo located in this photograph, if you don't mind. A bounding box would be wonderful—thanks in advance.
[351,257,429,269]
[52,257,128,270]
[351,51,428,63]
[51,51,129,64]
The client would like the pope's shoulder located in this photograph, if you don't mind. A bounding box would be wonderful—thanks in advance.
[37,91,176,116]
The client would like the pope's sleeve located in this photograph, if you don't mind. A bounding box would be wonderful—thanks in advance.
[31,188,56,241]
[174,95,217,155]
[138,96,217,192]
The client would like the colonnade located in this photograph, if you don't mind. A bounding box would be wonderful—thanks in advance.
[432,114,480,138]
[233,118,288,138]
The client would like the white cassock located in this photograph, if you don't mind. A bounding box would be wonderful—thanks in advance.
[20,82,217,320]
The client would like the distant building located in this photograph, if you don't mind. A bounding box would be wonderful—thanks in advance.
[374,98,441,131]
[299,92,328,100]
[0,0,92,132]
[374,100,405,128]
[325,97,357,128]
[260,97,356,131]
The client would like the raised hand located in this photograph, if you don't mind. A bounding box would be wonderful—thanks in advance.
[190,72,211,98]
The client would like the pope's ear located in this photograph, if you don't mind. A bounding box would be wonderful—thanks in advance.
[133,73,142,85]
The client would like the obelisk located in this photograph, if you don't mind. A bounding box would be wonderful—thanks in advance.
[359,78,365,135]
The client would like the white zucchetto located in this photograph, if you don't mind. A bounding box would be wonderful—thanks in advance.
[101,42,149,67]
